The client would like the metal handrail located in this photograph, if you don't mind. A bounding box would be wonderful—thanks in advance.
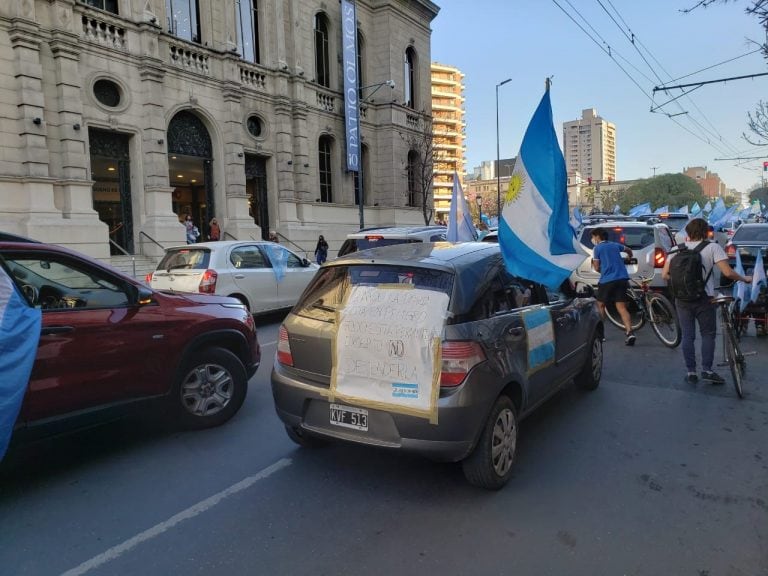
[139,231,165,252]
[275,231,312,258]
[109,239,135,278]
[223,231,238,241]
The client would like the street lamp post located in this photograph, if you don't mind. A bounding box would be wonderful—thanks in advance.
[496,78,512,219]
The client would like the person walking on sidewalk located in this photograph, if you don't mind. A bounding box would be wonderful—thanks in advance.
[590,227,636,345]
[663,218,752,385]
[314,234,329,265]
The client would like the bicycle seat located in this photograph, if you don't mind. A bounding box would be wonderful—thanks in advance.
[711,295,734,304]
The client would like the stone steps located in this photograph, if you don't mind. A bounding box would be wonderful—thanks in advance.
[109,254,161,281]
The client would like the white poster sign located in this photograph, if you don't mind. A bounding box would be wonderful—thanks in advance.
[331,284,449,423]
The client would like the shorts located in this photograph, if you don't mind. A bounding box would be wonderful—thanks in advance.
[596,279,629,304]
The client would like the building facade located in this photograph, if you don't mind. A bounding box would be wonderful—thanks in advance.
[683,166,726,198]
[0,0,439,260]
[562,108,616,184]
[430,61,464,218]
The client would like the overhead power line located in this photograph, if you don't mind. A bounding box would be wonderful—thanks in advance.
[654,72,768,92]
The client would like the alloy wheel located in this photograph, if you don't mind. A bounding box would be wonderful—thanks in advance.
[491,408,517,477]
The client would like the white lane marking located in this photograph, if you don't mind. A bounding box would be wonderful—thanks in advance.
[60,458,292,576]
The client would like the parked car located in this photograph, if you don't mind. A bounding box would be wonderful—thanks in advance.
[1,240,260,447]
[337,226,447,257]
[271,242,603,489]
[571,221,676,291]
[726,223,768,336]
[147,241,319,314]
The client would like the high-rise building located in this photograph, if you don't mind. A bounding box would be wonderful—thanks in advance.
[683,166,727,198]
[563,108,616,183]
[431,62,466,219]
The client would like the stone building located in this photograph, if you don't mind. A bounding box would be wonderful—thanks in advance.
[0,0,439,261]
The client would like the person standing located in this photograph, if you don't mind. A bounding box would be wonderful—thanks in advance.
[268,230,279,243]
[663,218,752,384]
[209,218,220,241]
[314,234,329,265]
[590,227,636,345]
[184,215,198,244]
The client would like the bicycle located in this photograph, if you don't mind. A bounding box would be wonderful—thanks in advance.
[712,294,749,398]
[604,275,681,348]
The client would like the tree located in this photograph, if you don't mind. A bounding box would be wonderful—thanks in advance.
[399,114,437,225]
[750,185,768,205]
[619,174,708,212]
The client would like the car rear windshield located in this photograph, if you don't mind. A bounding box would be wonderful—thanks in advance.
[354,237,422,252]
[158,248,211,270]
[294,265,454,323]
[580,226,656,250]
[732,226,768,243]
[658,216,689,232]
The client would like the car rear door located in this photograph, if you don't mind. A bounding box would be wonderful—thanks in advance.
[266,246,318,308]
[229,244,278,312]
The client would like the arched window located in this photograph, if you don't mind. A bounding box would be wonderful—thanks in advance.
[357,31,365,98]
[319,136,334,203]
[314,13,330,88]
[407,150,419,207]
[404,47,417,109]
[354,145,369,206]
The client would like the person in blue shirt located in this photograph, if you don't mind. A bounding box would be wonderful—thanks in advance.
[591,227,636,345]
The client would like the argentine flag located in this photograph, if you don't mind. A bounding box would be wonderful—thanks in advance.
[751,249,766,304]
[446,172,476,242]
[733,250,749,312]
[498,89,586,289]
[0,262,42,460]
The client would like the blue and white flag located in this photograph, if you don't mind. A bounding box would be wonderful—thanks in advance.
[446,172,476,242]
[522,308,555,374]
[708,198,726,225]
[654,205,669,214]
[703,200,712,213]
[734,250,749,312]
[691,202,701,215]
[679,205,689,215]
[629,202,651,217]
[751,199,762,215]
[751,249,766,304]
[569,206,583,233]
[497,89,586,289]
[264,244,289,283]
[0,263,42,460]
[612,204,621,214]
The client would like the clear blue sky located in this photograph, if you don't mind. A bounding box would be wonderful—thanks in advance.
[431,0,768,195]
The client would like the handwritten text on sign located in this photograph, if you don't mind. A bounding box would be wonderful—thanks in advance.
[332,285,449,419]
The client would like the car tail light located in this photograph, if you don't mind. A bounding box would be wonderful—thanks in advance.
[726,244,737,258]
[276,325,293,367]
[440,341,485,387]
[653,247,666,268]
[145,272,153,284]
[198,269,218,293]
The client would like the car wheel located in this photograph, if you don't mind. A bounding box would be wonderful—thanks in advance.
[462,394,517,490]
[173,347,248,430]
[575,332,602,391]
[284,425,328,448]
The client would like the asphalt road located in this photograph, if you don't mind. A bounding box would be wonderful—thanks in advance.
[1,315,767,576]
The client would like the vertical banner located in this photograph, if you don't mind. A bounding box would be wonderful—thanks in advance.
[341,0,360,172]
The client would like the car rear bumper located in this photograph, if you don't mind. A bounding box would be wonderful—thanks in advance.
[271,364,497,462]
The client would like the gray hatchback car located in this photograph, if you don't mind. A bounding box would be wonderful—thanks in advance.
[271,242,603,489]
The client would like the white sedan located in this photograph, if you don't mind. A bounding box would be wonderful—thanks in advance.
[147,241,320,314]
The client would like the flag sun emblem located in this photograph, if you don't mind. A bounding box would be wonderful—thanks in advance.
[504,172,525,205]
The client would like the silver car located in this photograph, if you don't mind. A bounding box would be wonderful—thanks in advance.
[271,242,603,489]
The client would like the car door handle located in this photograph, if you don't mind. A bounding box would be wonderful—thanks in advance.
[556,316,574,327]
[41,326,74,335]
[234,274,245,279]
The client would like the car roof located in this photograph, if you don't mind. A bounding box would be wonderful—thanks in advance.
[0,232,40,243]
[330,241,497,271]
[164,240,283,251]
[582,220,655,228]
[344,225,447,240]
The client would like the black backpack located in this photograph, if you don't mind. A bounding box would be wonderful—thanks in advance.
[668,241,712,301]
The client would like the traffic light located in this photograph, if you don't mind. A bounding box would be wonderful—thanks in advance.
[763,161,768,171]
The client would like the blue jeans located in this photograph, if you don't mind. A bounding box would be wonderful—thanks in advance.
[676,296,716,373]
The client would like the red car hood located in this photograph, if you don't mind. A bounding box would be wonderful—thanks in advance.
[169,292,244,306]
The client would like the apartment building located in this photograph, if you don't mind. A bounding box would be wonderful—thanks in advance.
[563,108,616,184]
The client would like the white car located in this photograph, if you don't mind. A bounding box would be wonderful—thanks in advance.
[147,241,319,314]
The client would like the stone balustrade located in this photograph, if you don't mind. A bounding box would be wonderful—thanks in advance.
[81,14,127,50]
[406,114,420,129]
[316,91,335,113]
[168,43,210,76]
[240,67,266,91]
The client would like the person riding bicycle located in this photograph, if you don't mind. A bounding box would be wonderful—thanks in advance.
[590,227,636,346]
[662,218,752,385]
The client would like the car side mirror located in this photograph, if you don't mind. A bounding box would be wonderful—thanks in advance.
[137,285,154,305]
[302,258,311,267]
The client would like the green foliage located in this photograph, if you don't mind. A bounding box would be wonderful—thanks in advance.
[619,174,708,213]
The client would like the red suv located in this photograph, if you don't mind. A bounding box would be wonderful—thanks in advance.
[1,240,260,445]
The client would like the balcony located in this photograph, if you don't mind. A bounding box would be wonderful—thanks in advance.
[80,12,127,51]
[240,63,267,92]
[168,41,210,76]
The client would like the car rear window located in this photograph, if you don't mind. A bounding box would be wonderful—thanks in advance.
[732,226,768,243]
[658,216,689,232]
[580,226,656,250]
[355,237,421,252]
[294,265,454,323]
[158,248,211,270]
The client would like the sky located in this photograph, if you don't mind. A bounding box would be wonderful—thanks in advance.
[430,0,768,195]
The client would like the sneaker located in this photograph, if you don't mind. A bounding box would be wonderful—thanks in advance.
[625,332,636,346]
[684,372,698,384]
[701,370,725,385]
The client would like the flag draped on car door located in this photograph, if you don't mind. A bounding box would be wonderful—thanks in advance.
[0,262,42,460]
[497,85,585,289]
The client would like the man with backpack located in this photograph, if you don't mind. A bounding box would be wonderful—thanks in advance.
[663,218,752,385]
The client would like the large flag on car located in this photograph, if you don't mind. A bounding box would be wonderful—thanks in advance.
[497,87,586,289]
[751,249,767,304]
[0,261,42,460]
[629,202,651,217]
[446,172,476,242]
[703,200,712,213]
[691,202,701,215]
[734,250,749,312]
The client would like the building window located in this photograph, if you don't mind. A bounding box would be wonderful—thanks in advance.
[93,79,121,108]
[166,0,201,44]
[314,13,330,88]
[85,0,118,14]
[357,31,365,98]
[246,115,263,138]
[407,150,419,207]
[236,0,260,63]
[404,47,417,109]
[319,136,333,203]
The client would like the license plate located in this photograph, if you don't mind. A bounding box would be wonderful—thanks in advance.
[329,404,368,431]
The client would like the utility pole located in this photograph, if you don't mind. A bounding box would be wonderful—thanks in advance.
[651,167,659,177]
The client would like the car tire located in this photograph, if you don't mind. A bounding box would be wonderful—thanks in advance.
[172,347,248,430]
[284,425,328,448]
[574,332,602,391]
[462,394,517,490]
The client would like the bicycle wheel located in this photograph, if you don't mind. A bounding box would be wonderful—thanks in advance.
[605,290,645,331]
[731,300,747,340]
[724,323,745,398]
[648,293,681,348]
